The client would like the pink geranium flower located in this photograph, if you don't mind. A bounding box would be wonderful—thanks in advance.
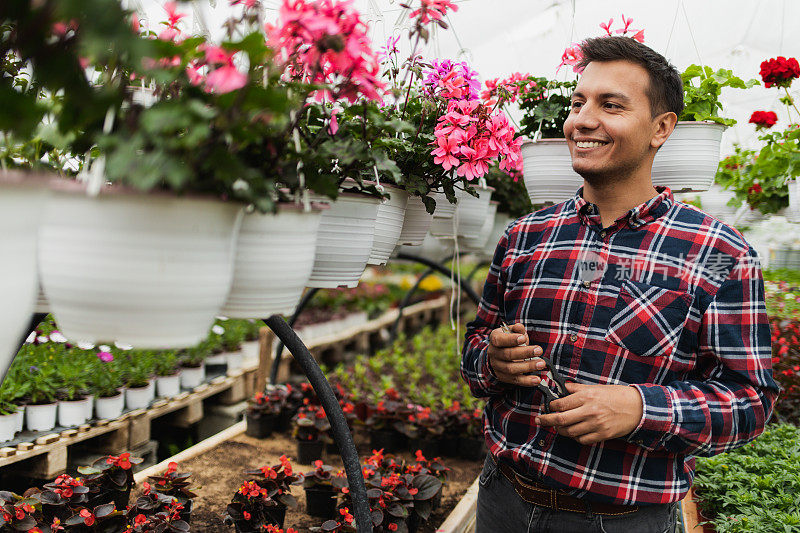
[97,352,114,363]
[270,0,383,103]
[205,65,247,93]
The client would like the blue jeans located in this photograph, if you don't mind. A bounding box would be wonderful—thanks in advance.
[476,455,678,533]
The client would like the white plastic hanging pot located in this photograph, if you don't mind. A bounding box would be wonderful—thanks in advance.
[0,413,16,443]
[94,392,124,420]
[455,185,494,239]
[26,402,57,432]
[652,122,726,193]
[396,195,434,246]
[39,184,243,348]
[397,234,454,263]
[156,373,181,398]
[521,138,583,206]
[180,363,206,389]
[459,201,498,253]
[786,178,800,224]
[306,192,381,288]
[58,398,87,427]
[483,212,514,259]
[368,186,409,266]
[428,191,458,238]
[695,183,738,223]
[221,203,326,318]
[0,171,49,383]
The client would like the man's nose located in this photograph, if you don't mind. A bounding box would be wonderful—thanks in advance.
[573,102,601,130]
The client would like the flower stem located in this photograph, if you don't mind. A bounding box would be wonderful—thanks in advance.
[784,88,800,123]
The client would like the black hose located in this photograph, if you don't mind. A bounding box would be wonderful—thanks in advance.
[264,315,372,533]
[269,288,320,385]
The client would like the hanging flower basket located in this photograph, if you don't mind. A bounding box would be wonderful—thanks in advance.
[427,191,458,238]
[652,121,726,193]
[0,171,49,382]
[430,186,493,239]
[306,191,381,288]
[785,178,800,223]
[221,203,326,319]
[694,183,739,223]
[521,138,583,206]
[483,212,514,259]
[368,185,409,266]
[39,183,243,348]
[459,202,498,253]
[396,195,435,247]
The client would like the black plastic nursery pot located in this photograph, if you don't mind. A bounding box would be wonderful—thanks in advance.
[245,411,278,439]
[296,439,325,464]
[304,486,338,519]
[370,428,407,454]
[276,409,293,432]
[458,436,486,461]
[438,435,461,457]
[408,436,440,459]
[231,504,287,533]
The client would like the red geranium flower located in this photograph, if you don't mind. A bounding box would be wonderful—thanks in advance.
[760,56,800,88]
[749,110,778,129]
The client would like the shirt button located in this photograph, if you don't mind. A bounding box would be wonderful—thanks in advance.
[570,333,578,342]
[539,439,546,447]
[599,231,606,238]
[582,280,591,288]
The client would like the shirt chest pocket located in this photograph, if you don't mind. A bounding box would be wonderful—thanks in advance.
[605,279,693,359]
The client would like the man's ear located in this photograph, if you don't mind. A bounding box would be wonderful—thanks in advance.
[650,112,678,149]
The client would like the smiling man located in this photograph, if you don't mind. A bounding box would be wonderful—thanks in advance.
[462,36,779,532]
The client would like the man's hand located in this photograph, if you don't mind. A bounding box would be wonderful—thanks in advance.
[535,383,644,445]
[488,322,546,387]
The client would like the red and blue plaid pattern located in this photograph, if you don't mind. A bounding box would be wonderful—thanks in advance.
[462,185,780,505]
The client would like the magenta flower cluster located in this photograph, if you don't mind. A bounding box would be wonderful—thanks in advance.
[431,99,522,181]
[422,59,481,102]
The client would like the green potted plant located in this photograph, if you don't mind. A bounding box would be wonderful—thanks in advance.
[55,352,91,427]
[218,320,246,372]
[153,349,181,398]
[179,341,208,390]
[122,350,154,410]
[17,345,60,432]
[91,349,124,420]
[652,64,759,192]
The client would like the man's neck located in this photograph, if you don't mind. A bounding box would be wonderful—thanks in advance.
[582,178,659,230]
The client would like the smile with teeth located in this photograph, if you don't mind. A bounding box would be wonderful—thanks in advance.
[576,141,609,148]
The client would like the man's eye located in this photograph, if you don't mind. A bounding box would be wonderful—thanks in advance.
[571,101,583,109]
[604,102,621,109]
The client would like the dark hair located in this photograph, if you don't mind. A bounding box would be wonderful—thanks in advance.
[577,36,683,118]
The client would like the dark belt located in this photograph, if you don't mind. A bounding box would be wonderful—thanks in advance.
[493,455,640,517]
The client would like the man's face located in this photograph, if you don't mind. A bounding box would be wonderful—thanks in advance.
[563,60,663,185]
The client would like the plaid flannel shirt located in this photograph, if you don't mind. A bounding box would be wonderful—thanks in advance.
[462,185,780,505]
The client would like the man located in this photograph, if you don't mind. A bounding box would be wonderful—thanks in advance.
[462,36,779,533]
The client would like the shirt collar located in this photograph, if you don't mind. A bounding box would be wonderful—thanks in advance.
[573,185,674,229]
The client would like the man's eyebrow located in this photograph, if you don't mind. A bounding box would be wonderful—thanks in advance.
[571,91,632,103]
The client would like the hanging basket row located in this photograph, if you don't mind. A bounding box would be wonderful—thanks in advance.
[2,175,498,375]
[521,121,727,205]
